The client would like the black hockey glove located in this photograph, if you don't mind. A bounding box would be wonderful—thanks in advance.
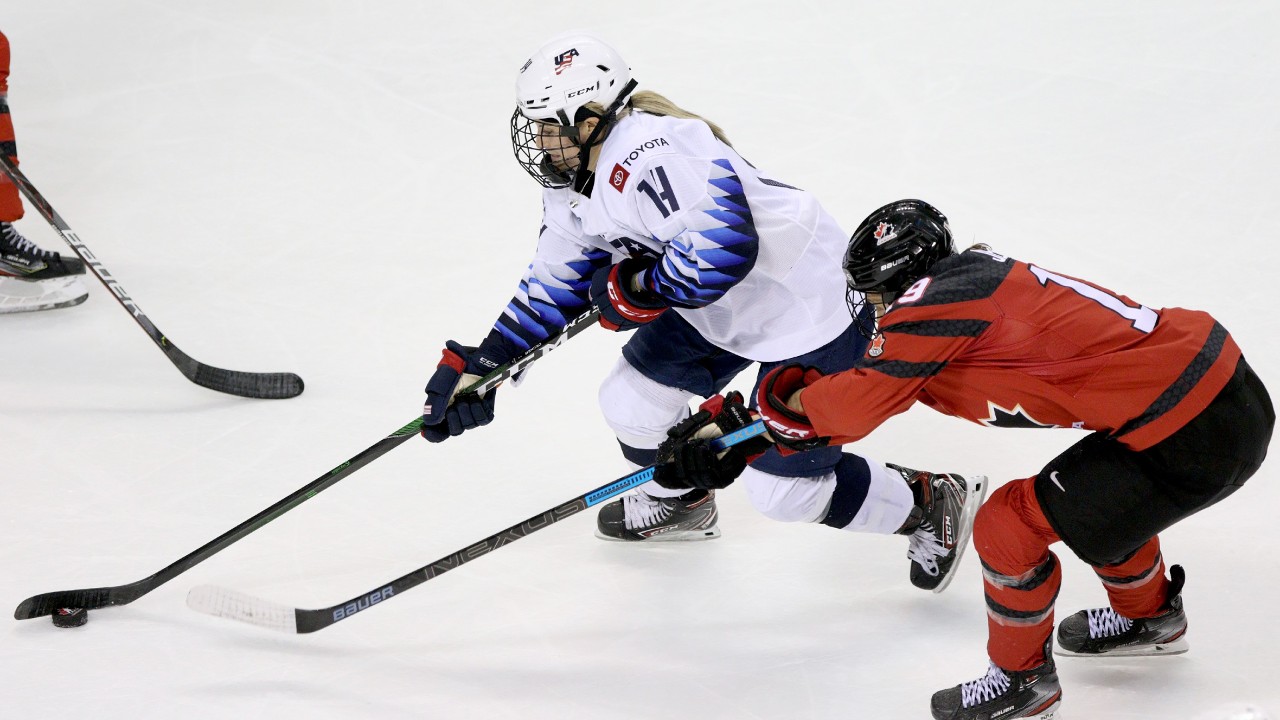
[589,257,668,331]
[653,391,773,490]
[421,339,506,443]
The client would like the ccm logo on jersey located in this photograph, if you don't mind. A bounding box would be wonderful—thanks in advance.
[610,163,630,191]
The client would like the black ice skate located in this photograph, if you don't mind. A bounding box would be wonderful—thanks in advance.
[1055,564,1189,658]
[595,488,720,542]
[0,221,85,280]
[892,464,988,592]
[931,649,1062,720]
[0,220,88,314]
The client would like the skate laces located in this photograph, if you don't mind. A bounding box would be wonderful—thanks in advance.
[1086,607,1133,638]
[961,663,1012,707]
[622,492,669,530]
[0,223,56,260]
[907,521,946,576]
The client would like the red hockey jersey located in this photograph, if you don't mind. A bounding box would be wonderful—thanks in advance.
[802,248,1240,452]
[1,30,23,222]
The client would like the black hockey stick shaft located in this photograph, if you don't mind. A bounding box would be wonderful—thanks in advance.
[186,420,768,634]
[0,155,303,399]
[13,308,600,620]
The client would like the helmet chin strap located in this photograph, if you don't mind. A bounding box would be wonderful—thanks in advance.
[570,78,639,195]
[538,154,573,186]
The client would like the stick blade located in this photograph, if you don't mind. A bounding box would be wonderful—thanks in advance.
[15,588,116,619]
[186,585,299,633]
[187,367,305,400]
[163,341,304,399]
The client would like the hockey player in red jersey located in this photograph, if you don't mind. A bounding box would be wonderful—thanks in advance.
[656,199,1273,719]
[0,30,88,313]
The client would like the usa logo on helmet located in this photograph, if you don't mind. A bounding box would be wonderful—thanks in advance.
[554,48,579,75]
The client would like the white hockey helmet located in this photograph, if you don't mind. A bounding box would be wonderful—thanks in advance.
[510,32,638,190]
[515,32,634,127]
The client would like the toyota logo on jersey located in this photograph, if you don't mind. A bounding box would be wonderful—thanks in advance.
[610,163,630,191]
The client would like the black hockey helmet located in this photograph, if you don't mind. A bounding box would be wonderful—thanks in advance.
[844,199,954,334]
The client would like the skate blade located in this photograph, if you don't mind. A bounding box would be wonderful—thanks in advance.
[0,276,88,314]
[932,474,989,594]
[1054,634,1189,658]
[594,526,722,542]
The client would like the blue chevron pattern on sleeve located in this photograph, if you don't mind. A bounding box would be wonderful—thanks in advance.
[651,159,759,308]
[495,250,609,352]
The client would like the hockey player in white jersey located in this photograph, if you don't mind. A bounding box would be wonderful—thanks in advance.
[420,31,983,592]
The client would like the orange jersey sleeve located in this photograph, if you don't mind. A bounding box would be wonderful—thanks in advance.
[1,29,23,222]
[803,248,1240,451]
[0,29,10,95]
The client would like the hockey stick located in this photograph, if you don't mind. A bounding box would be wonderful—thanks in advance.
[186,420,769,634]
[0,154,303,399]
[12,307,601,621]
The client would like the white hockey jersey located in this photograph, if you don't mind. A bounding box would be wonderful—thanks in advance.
[492,110,852,363]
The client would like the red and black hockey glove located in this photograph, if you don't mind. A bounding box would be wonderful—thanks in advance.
[756,364,831,455]
[589,257,668,331]
[653,391,773,491]
[421,340,503,443]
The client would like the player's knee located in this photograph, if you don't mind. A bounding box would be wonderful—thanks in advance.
[741,466,834,523]
[975,479,1051,569]
[597,358,692,447]
[973,485,1013,550]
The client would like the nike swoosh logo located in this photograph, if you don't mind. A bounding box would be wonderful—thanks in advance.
[1049,471,1065,492]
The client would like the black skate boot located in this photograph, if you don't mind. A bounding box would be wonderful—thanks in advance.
[1055,564,1189,658]
[595,488,720,542]
[892,464,988,592]
[0,220,88,314]
[0,221,85,280]
[931,640,1062,720]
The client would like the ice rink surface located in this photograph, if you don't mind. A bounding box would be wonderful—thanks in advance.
[2,2,1277,718]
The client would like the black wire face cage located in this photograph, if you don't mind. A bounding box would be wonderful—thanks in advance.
[510,110,581,189]
[846,285,882,340]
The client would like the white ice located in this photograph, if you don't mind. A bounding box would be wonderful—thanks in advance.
[2,2,1278,719]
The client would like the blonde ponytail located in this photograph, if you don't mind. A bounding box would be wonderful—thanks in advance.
[586,90,732,146]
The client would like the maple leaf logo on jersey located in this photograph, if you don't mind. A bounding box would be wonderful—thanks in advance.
[867,334,886,357]
[874,222,898,245]
[980,402,1060,429]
